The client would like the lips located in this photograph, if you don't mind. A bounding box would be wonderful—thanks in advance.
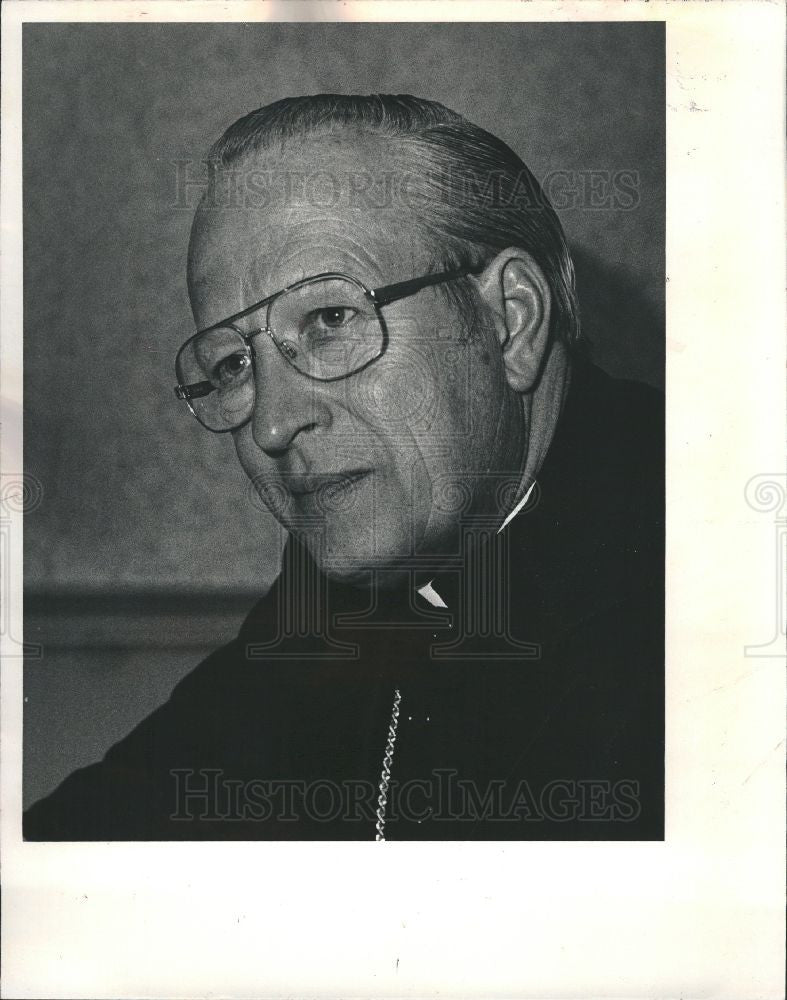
[286,470,370,497]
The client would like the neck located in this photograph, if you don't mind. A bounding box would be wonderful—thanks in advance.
[519,338,571,498]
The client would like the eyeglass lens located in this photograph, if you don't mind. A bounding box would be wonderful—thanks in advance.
[176,277,385,431]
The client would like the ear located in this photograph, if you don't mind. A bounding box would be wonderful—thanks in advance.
[472,248,552,393]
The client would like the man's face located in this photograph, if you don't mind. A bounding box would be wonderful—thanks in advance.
[187,136,525,582]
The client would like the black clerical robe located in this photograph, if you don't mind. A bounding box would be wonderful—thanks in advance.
[24,358,664,840]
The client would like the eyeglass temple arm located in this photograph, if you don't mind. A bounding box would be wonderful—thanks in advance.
[369,264,484,307]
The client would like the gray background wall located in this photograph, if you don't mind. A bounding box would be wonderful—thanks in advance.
[23,21,664,806]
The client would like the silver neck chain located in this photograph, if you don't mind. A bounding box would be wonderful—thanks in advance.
[375,687,402,841]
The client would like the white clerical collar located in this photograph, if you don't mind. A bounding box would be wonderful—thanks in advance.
[415,579,449,609]
[497,480,537,535]
[416,481,537,609]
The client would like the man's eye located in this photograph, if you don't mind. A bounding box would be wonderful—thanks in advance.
[312,306,357,330]
[212,352,251,387]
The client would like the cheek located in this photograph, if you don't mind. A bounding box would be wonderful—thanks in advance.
[421,348,507,498]
[343,346,441,431]
[347,331,498,439]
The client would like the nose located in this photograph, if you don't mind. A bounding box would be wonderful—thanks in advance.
[249,332,332,456]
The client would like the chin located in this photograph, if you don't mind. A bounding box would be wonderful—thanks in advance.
[297,519,420,584]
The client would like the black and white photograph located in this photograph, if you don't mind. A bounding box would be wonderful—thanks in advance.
[1,3,783,998]
[21,19,665,842]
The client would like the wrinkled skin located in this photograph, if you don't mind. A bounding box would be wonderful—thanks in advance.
[187,134,535,585]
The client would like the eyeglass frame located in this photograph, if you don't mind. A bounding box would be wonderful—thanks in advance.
[173,262,485,433]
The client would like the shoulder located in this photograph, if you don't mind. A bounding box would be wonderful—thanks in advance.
[518,356,664,629]
[546,356,664,511]
[562,356,664,466]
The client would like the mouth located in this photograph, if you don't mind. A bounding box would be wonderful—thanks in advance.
[286,469,370,499]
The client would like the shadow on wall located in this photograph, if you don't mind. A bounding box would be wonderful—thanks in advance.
[571,244,665,391]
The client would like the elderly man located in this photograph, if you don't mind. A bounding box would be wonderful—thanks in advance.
[25,95,663,841]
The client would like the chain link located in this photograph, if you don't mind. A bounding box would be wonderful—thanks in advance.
[375,687,402,841]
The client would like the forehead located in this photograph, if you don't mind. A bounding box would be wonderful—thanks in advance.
[187,134,432,324]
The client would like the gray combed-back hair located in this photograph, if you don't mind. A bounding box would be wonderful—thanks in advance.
[208,94,580,346]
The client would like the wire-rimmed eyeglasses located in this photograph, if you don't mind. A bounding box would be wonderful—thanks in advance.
[173,264,483,432]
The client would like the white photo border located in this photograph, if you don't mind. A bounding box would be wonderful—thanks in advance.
[2,2,784,998]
